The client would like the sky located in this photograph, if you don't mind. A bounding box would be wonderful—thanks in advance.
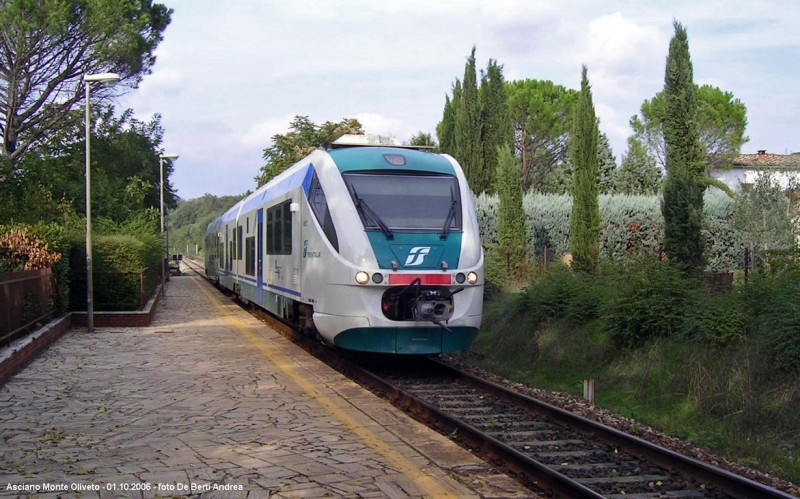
[116,0,800,200]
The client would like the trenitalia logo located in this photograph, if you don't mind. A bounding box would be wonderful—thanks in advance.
[404,246,431,266]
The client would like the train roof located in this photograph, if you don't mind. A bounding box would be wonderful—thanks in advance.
[328,146,455,175]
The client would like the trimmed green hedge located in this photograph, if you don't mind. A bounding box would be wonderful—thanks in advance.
[69,234,161,311]
[475,190,743,270]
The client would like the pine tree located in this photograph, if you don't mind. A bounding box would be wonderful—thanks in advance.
[496,144,529,279]
[662,21,706,274]
[570,66,600,273]
[597,131,617,194]
[455,47,485,193]
[480,60,514,194]
[615,137,662,194]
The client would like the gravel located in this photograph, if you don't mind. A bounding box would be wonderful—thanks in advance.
[441,354,800,498]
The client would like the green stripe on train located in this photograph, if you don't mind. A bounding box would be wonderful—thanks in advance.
[334,326,479,354]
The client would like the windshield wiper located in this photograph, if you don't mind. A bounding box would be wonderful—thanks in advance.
[350,185,394,240]
[440,187,457,240]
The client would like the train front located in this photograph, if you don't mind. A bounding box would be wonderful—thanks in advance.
[314,141,483,354]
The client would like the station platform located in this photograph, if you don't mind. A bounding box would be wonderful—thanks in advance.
[0,263,538,498]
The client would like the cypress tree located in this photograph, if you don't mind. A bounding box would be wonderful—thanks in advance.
[570,65,601,273]
[455,47,484,193]
[662,21,706,274]
[496,144,529,279]
[437,80,461,156]
[480,59,514,194]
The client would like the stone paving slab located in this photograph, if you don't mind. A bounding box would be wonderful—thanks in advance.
[0,265,538,498]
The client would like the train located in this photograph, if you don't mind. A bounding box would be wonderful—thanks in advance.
[204,134,484,354]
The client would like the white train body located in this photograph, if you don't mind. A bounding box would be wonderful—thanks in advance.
[205,137,483,354]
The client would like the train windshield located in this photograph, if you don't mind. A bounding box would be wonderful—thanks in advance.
[343,173,462,234]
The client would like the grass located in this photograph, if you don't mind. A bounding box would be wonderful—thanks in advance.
[465,287,800,484]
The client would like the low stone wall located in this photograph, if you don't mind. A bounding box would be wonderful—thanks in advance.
[0,284,162,385]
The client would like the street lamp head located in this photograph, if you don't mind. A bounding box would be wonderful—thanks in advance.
[160,153,179,160]
[84,72,120,83]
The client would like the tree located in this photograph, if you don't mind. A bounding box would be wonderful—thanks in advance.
[454,47,484,193]
[407,131,436,148]
[0,0,172,162]
[480,59,513,194]
[661,21,706,274]
[597,131,617,194]
[570,65,600,273]
[630,85,748,173]
[436,80,461,156]
[495,144,528,279]
[614,137,662,195]
[732,172,796,270]
[0,104,170,225]
[506,79,579,192]
[255,116,363,187]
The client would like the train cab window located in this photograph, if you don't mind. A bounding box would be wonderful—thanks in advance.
[267,200,293,255]
[343,173,462,233]
[308,171,339,252]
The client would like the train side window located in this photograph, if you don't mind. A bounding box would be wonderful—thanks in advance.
[308,172,339,252]
[245,236,255,275]
[237,225,243,260]
[267,200,292,255]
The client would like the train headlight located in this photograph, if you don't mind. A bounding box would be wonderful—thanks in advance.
[467,272,478,284]
[355,271,369,285]
[372,273,383,284]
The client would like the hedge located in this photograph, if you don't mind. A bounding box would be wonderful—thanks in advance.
[475,190,743,271]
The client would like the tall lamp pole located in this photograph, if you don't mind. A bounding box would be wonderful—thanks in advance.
[84,72,120,334]
[159,153,179,296]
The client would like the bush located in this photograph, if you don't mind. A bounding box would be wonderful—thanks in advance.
[473,190,743,271]
[744,269,800,372]
[68,232,161,311]
[683,290,747,347]
[517,263,608,327]
[601,260,699,347]
[0,223,71,313]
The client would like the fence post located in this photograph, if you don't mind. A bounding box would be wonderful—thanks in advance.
[583,379,596,405]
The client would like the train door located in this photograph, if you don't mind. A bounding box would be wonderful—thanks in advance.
[257,208,263,303]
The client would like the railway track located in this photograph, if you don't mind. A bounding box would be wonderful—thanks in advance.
[181,258,797,499]
[345,356,797,499]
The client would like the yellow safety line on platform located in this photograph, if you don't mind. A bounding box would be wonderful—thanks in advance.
[191,276,458,499]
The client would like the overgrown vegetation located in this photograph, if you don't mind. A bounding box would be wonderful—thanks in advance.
[469,257,800,483]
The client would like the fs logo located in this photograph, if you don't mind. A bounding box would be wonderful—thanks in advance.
[404,246,431,266]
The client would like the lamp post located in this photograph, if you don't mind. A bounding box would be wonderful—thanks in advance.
[84,72,120,334]
[159,153,179,296]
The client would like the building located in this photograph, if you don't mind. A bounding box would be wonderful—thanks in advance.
[712,150,800,191]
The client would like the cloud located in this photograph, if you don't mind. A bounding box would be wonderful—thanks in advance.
[137,68,184,96]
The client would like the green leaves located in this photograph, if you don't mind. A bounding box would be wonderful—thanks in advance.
[570,65,601,274]
[255,116,364,187]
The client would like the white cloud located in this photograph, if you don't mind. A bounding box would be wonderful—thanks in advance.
[137,68,183,96]
[353,113,409,139]
[114,0,800,198]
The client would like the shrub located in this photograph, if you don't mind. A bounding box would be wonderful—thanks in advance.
[68,233,161,311]
[602,260,699,347]
[683,290,747,347]
[744,269,800,372]
[0,223,71,313]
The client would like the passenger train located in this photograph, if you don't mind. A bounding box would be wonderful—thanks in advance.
[205,134,483,354]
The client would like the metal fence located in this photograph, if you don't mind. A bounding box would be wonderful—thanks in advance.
[0,268,57,345]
